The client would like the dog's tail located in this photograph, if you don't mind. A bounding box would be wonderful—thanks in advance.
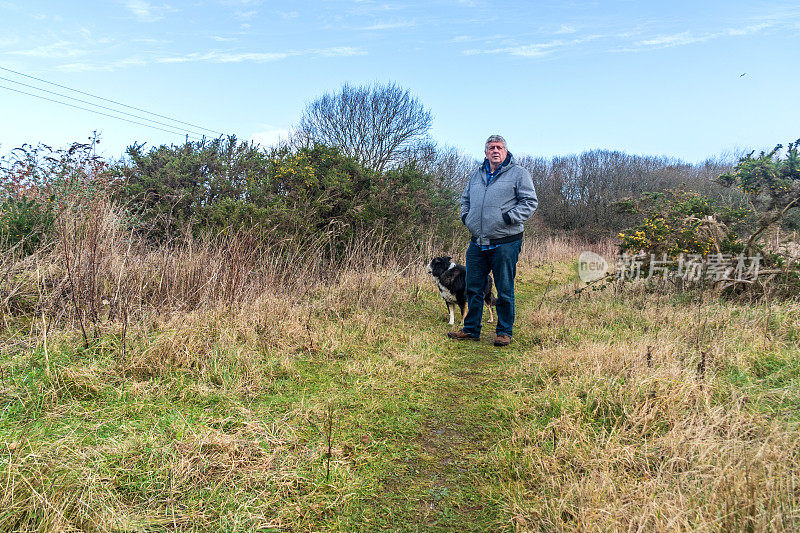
[484,275,497,306]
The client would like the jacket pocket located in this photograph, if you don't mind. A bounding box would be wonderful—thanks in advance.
[465,208,481,237]
[482,205,507,238]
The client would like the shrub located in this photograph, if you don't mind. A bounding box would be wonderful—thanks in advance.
[113,136,268,238]
[0,195,54,254]
[718,139,800,254]
[115,138,460,248]
[615,190,751,257]
[1,142,112,255]
[614,140,800,296]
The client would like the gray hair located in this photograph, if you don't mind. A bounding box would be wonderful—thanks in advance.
[485,135,507,150]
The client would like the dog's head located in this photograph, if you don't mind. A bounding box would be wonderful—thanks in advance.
[427,256,454,278]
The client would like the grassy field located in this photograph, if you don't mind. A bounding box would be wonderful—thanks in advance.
[2,236,800,531]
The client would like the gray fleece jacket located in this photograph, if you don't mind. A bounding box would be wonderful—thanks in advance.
[460,154,538,246]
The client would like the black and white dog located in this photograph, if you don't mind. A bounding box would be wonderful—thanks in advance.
[426,256,497,325]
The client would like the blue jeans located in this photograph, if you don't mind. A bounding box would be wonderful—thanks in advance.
[462,239,522,338]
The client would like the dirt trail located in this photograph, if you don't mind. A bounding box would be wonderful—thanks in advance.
[405,340,516,530]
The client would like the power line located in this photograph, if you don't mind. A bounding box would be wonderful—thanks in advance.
[0,65,224,136]
[0,84,204,140]
[0,75,212,138]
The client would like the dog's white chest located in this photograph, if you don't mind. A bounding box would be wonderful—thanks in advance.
[437,282,457,303]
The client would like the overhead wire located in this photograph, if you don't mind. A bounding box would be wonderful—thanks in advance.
[0,84,205,140]
[0,65,224,136]
[0,75,212,139]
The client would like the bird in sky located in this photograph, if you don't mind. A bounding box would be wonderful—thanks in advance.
[740,73,747,77]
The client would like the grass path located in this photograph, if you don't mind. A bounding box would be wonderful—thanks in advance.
[350,263,575,531]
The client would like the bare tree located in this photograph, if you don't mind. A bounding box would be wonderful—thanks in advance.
[298,82,433,172]
[515,149,736,235]
[431,145,478,192]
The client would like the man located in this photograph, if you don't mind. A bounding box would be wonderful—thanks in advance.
[447,135,538,346]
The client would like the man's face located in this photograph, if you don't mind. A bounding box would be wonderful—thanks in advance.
[485,141,508,165]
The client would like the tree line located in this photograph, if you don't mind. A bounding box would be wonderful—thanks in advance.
[2,81,774,256]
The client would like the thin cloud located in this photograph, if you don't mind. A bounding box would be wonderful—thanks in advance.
[464,35,601,58]
[155,46,365,64]
[450,33,505,44]
[314,46,366,57]
[132,37,171,43]
[553,24,577,35]
[55,46,364,71]
[725,22,772,36]
[0,36,20,46]
[59,63,114,72]
[361,19,416,31]
[637,32,709,47]
[631,21,775,50]
[58,57,147,72]
[77,27,112,45]
[7,40,87,58]
[157,51,290,63]
[750,6,800,24]
[348,1,404,13]
[33,13,62,21]
[125,0,177,22]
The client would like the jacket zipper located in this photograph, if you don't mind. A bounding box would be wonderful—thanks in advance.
[479,166,506,245]
[480,181,487,244]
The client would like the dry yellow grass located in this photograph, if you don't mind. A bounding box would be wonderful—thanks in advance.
[1,203,798,531]
[500,275,800,531]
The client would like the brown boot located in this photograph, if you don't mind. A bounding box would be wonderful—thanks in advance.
[447,330,480,341]
[494,334,511,347]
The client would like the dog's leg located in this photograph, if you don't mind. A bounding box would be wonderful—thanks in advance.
[486,304,494,323]
[448,304,454,325]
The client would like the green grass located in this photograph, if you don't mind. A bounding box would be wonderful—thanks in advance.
[2,258,800,531]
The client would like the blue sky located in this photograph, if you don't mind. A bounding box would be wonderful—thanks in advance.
[1,0,799,163]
